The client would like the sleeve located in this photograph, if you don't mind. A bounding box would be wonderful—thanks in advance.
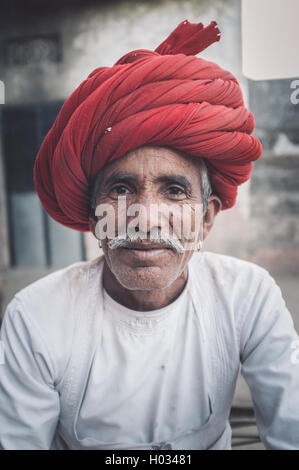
[0,296,60,449]
[239,272,299,450]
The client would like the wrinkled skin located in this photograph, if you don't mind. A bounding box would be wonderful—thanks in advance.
[89,146,222,311]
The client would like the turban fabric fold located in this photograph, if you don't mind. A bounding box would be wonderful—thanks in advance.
[33,20,263,232]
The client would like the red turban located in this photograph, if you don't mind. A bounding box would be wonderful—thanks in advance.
[33,20,263,232]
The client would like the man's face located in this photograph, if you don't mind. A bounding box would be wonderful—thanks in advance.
[90,146,218,291]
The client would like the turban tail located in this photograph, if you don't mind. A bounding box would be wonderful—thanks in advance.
[33,20,263,231]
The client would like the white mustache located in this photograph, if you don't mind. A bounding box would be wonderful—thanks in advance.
[107,227,185,253]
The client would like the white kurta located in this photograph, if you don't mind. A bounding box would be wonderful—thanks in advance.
[77,276,211,445]
[0,251,298,450]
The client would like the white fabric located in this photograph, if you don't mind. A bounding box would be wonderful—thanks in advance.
[0,251,299,450]
[77,275,211,444]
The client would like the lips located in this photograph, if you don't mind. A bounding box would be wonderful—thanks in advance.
[121,246,172,260]
[121,243,171,250]
[119,243,173,260]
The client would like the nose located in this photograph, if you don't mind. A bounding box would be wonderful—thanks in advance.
[127,193,162,235]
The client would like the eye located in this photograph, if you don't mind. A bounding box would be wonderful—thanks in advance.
[110,185,131,195]
[166,186,186,197]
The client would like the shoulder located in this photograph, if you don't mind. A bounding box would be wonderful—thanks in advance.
[189,251,277,332]
[12,255,104,315]
[2,256,105,384]
[190,250,270,288]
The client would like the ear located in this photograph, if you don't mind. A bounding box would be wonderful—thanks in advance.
[202,195,222,240]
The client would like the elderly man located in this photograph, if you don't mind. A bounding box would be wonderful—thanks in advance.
[0,20,299,450]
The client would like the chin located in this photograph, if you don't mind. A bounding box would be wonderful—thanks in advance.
[113,265,176,291]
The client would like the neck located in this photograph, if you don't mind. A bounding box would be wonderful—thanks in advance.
[102,261,188,311]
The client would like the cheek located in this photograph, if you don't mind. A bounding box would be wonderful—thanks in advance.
[95,197,132,236]
[93,199,116,240]
[172,203,203,241]
[89,214,98,237]
[156,202,189,238]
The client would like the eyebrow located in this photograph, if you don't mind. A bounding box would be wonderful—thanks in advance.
[102,172,192,191]
[153,175,192,191]
[102,172,137,190]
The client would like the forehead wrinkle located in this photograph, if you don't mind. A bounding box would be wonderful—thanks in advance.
[93,147,202,198]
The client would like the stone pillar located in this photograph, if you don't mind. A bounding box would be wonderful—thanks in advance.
[248,79,299,275]
[0,108,10,269]
[0,107,10,322]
